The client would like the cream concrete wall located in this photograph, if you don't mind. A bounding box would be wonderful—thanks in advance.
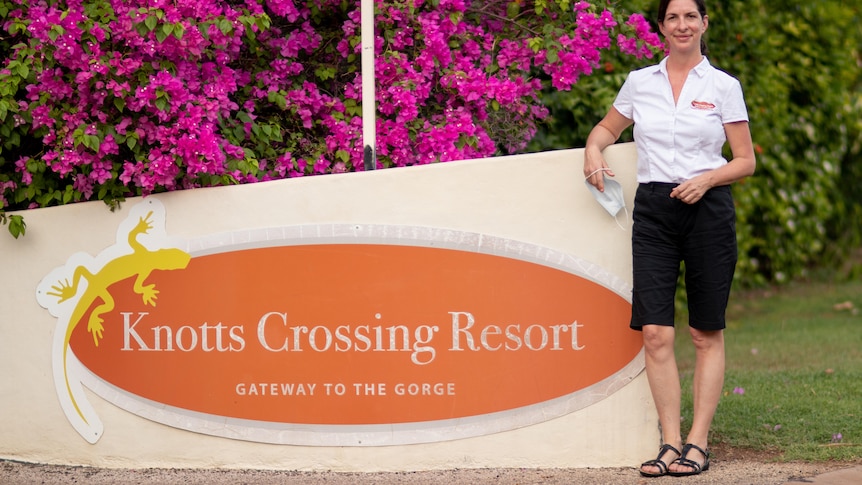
[0,143,658,470]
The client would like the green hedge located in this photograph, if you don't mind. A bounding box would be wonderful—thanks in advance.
[531,0,862,286]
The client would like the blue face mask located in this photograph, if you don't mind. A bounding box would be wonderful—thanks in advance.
[584,177,625,217]
[584,175,628,230]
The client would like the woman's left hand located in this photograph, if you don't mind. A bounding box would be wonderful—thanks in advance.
[670,122,756,205]
[670,175,712,204]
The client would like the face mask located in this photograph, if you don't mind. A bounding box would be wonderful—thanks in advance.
[584,177,625,217]
[584,174,628,229]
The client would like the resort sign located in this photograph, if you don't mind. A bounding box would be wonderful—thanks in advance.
[37,198,640,446]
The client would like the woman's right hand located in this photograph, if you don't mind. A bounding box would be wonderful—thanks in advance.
[583,107,630,192]
[583,148,614,192]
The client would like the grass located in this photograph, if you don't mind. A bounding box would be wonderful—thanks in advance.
[674,278,862,462]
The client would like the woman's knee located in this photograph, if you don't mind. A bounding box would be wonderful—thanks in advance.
[642,324,675,352]
[689,327,724,351]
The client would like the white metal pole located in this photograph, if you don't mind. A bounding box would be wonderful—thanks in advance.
[360,0,376,170]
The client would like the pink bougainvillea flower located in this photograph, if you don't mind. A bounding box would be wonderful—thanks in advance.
[1,0,663,210]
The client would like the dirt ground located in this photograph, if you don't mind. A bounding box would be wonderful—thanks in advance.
[2,446,859,485]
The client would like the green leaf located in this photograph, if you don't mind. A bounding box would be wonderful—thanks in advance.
[315,67,336,81]
[233,125,245,140]
[85,135,101,152]
[71,126,85,147]
[144,14,157,31]
[506,1,521,19]
[48,25,64,42]
[558,0,570,13]
[219,18,233,34]
[267,91,287,110]
[344,99,361,117]
[256,14,272,31]
[7,19,24,35]
[3,131,21,149]
[8,215,26,238]
[15,64,29,79]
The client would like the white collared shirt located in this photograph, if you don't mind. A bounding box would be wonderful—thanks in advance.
[613,57,749,184]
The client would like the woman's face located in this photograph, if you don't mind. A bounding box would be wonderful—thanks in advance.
[659,0,708,55]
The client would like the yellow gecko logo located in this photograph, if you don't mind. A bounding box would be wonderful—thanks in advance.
[37,199,190,443]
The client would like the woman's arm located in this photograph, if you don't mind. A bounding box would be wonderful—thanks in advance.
[584,107,633,191]
[670,120,757,204]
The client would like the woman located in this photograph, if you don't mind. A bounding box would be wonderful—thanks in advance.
[583,0,756,478]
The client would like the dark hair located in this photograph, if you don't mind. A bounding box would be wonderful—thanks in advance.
[657,0,708,55]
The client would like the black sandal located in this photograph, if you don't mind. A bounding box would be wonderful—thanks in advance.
[639,443,680,477]
[668,443,710,476]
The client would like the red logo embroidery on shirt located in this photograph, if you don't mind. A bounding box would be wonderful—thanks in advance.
[691,100,716,110]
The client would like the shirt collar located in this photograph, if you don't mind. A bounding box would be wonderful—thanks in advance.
[657,56,711,77]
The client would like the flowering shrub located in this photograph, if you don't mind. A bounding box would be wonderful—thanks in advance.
[0,0,662,236]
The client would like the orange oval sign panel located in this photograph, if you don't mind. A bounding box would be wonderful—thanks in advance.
[48,203,640,445]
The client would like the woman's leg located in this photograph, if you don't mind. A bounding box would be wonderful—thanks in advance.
[640,324,682,474]
[669,327,725,473]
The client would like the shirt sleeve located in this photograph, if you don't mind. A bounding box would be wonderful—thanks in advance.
[612,73,634,119]
[721,79,749,124]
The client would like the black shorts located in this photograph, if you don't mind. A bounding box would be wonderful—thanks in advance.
[630,182,737,331]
